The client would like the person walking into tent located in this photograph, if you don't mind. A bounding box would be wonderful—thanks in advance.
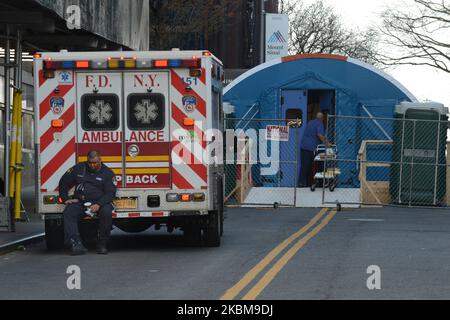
[298,112,327,187]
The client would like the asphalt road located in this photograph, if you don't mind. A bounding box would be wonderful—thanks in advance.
[1,206,450,300]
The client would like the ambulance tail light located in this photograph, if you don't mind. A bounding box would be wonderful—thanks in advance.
[192,193,205,202]
[62,61,75,69]
[43,60,62,70]
[153,59,168,68]
[107,57,120,69]
[180,194,191,202]
[168,59,182,67]
[190,69,202,77]
[44,70,55,79]
[166,194,179,202]
[183,118,195,126]
[124,58,137,68]
[202,51,212,56]
[137,59,151,68]
[76,60,90,69]
[43,195,58,204]
[181,58,201,68]
[152,59,201,69]
[51,119,64,128]
[33,53,42,59]
[43,59,91,70]
[92,60,107,69]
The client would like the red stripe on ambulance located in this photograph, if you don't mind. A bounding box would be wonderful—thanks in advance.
[38,69,46,87]
[171,167,195,189]
[39,84,74,120]
[76,142,122,157]
[40,103,75,152]
[170,70,206,117]
[171,103,207,149]
[41,137,76,185]
[171,141,207,182]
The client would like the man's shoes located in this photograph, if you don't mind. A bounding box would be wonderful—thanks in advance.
[70,239,88,256]
[96,239,109,255]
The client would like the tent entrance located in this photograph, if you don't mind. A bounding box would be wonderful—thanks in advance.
[306,89,335,122]
[279,89,336,187]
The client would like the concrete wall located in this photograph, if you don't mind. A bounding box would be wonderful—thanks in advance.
[35,0,149,50]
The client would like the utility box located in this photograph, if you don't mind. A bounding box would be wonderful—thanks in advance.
[390,102,448,206]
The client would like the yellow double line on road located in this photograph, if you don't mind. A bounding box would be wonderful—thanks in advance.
[220,208,337,300]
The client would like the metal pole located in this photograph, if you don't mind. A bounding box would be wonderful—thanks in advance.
[398,116,406,204]
[294,120,298,207]
[14,30,22,89]
[408,120,416,207]
[433,119,441,205]
[260,0,265,64]
[3,25,12,231]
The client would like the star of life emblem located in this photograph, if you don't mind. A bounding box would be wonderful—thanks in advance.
[134,99,158,124]
[88,100,112,125]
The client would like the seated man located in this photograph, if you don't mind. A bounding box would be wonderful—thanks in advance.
[58,150,116,255]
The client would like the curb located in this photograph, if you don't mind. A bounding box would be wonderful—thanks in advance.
[0,233,45,255]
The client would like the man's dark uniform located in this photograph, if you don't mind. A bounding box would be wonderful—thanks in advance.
[58,162,116,244]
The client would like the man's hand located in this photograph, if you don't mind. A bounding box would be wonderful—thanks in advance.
[65,199,79,205]
[90,204,100,213]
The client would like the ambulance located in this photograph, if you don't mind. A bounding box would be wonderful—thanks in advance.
[34,50,225,248]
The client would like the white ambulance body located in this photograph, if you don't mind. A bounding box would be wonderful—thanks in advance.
[34,50,224,248]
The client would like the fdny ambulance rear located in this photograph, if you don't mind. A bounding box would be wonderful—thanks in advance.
[34,50,224,249]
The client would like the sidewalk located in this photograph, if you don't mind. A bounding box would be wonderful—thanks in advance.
[0,186,44,253]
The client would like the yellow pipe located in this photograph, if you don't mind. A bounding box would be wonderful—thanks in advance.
[14,90,23,220]
[8,90,19,197]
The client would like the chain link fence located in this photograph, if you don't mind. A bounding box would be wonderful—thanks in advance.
[223,114,449,209]
[323,114,449,208]
[224,118,301,207]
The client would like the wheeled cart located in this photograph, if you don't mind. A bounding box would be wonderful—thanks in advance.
[310,145,340,192]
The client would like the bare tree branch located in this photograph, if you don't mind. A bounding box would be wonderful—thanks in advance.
[280,0,380,64]
[378,0,450,73]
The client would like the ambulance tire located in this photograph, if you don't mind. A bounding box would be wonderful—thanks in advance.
[203,210,221,247]
[45,218,64,250]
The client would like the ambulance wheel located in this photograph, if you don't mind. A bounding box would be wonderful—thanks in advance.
[45,218,64,250]
[310,184,316,192]
[204,210,221,247]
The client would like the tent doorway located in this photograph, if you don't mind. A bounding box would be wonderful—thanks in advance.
[279,89,335,188]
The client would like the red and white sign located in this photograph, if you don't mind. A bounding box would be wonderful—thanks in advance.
[266,125,289,141]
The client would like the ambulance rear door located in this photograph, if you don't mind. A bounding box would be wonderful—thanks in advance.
[75,72,124,187]
[123,72,171,188]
